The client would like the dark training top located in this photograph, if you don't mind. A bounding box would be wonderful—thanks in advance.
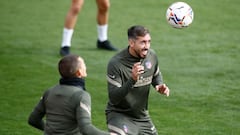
[106,47,163,119]
[28,78,109,135]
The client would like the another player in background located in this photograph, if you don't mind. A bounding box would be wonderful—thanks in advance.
[60,0,118,56]
[28,54,116,135]
[105,25,170,134]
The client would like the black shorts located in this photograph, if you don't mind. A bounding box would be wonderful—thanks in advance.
[106,112,158,135]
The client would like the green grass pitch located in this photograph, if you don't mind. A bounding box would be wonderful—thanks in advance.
[0,0,239,134]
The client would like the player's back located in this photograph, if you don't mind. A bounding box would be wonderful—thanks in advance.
[44,85,84,135]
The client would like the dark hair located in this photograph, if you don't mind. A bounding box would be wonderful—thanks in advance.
[58,54,81,78]
[127,25,150,40]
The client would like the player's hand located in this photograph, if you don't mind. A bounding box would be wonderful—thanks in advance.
[155,84,170,97]
[132,62,144,81]
[110,132,118,135]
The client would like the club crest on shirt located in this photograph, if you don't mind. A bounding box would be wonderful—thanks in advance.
[145,61,152,69]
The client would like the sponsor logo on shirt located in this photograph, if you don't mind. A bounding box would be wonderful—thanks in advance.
[134,75,153,87]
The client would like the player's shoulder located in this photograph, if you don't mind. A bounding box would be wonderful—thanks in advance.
[71,89,91,104]
[146,49,157,58]
[72,87,89,96]
[148,49,157,55]
[109,49,125,64]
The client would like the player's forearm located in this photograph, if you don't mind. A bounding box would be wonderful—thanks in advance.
[28,113,44,130]
[77,114,109,135]
[80,124,110,135]
[152,73,163,87]
[28,103,45,131]
[108,78,135,104]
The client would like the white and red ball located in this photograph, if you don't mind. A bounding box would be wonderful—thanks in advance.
[166,2,194,28]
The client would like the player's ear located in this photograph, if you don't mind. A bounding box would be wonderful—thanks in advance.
[77,68,87,78]
[76,69,82,77]
[129,39,134,47]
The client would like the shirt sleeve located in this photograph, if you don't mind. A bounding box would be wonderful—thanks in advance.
[151,53,163,87]
[152,66,163,87]
[28,90,49,130]
[75,92,110,135]
[107,60,136,105]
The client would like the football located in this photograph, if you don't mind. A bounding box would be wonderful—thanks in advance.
[166,2,194,28]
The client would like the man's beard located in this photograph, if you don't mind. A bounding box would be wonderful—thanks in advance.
[134,49,148,59]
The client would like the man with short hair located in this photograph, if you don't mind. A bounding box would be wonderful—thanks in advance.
[105,25,170,135]
[28,54,115,135]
